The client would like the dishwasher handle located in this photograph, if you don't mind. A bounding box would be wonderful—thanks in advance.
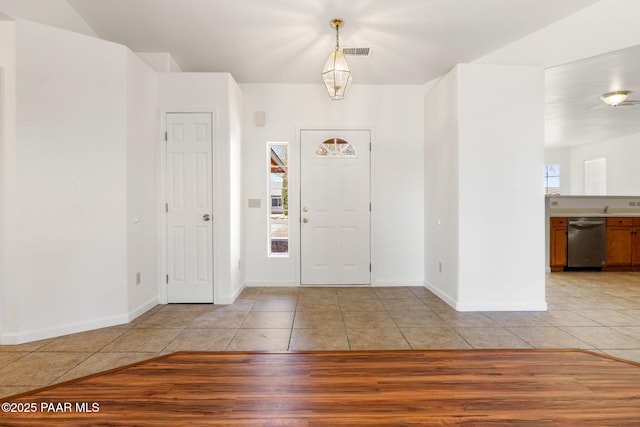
[569,220,606,226]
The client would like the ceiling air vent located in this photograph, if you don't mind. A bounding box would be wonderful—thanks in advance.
[342,47,371,57]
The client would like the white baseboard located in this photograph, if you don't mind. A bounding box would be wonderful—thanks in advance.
[128,296,159,322]
[244,280,300,288]
[0,312,130,345]
[0,297,159,345]
[423,281,457,309]
[215,283,247,305]
[455,300,548,312]
[372,280,425,287]
[424,281,548,312]
[244,280,426,288]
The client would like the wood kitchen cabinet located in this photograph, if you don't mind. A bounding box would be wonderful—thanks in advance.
[550,216,640,272]
[633,217,640,267]
[550,217,567,271]
[605,217,640,270]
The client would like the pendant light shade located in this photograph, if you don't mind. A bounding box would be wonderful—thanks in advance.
[321,19,352,100]
[321,50,352,100]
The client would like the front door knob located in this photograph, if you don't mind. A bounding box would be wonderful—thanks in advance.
[203,214,211,222]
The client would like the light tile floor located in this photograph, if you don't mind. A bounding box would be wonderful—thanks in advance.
[2,271,640,398]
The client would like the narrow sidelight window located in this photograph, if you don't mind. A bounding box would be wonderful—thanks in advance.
[268,142,289,256]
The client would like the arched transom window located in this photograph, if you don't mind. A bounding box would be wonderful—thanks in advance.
[314,137,357,158]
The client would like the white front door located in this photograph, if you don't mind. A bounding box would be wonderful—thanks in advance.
[300,130,371,285]
[166,113,214,303]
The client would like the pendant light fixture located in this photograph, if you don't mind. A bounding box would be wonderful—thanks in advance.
[321,18,352,100]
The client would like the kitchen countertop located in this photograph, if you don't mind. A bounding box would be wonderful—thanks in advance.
[549,211,640,218]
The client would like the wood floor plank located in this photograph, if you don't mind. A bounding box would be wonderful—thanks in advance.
[1,350,639,426]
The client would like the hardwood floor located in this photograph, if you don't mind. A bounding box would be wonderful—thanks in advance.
[2,349,640,425]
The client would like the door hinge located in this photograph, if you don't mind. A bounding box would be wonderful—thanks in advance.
[164,131,168,141]
[165,203,168,213]
[166,274,169,284]
[369,263,372,272]
[369,142,372,151]
[369,203,372,212]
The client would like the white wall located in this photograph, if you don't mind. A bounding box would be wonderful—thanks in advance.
[457,64,546,310]
[2,20,127,342]
[424,72,459,305]
[228,78,244,298]
[125,50,159,316]
[0,19,159,344]
[0,20,17,339]
[241,84,425,287]
[135,52,182,72]
[157,73,244,304]
[568,132,640,195]
[425,64,546,311]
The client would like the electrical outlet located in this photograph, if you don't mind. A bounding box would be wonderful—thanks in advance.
[136,272,141,285]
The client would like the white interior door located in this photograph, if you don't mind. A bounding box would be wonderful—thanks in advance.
[300,130,371,285]
[166,113,214,303]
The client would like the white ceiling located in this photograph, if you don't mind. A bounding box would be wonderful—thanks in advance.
[6,0,596,84]
[546,44,640,148]
[3,0,639,148]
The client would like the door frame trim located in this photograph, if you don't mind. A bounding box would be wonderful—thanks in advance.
[296,126,375,285]
[158,108,217,304]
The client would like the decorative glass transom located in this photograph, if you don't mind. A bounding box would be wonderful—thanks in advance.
[314,138,357,158]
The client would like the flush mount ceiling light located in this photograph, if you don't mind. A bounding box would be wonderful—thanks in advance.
[321,18,352,100]
[600,90,630,107]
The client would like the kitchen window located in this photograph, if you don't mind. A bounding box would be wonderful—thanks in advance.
[544,164,560,195]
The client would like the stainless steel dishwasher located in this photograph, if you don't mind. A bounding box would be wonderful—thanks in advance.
[567,217,606,268]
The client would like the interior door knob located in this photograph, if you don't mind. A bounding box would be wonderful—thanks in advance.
[203,214,211,222]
